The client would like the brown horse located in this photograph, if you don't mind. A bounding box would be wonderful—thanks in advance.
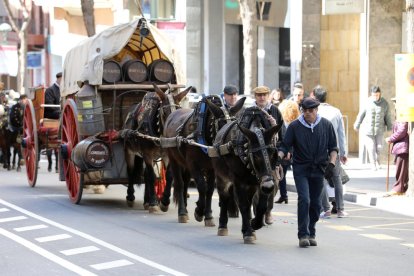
[120,84,191,211]
[211,107,282,244]
[163,95,245,226]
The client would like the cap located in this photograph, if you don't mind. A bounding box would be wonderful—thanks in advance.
[252,86,271,94]
[293,82,303,89]
[223,85,238,95]
[370,86,380,93]
[56,72,62,78]
[301,97,320,109]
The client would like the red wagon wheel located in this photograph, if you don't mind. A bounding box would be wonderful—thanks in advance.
[61,99,83,204]
[22,100,38,187]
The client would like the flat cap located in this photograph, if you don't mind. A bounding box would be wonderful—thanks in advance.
[223,85,238,95]
[253,86,270,94]
[56,72,62,78]
[301,97,320,109]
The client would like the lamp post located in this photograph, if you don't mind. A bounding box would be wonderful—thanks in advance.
[0,22,12,44]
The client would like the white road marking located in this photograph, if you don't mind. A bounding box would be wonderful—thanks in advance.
[61,246,100,256]
[0,228,96,276]
[0,198,188,276]
[90,259,134,270]
[0,215,27,223]
[0,207,9,212]
[36,234,72,243]
[14,224,48,232]
[359,234,402,240]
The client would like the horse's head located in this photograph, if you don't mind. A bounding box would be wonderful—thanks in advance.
[153,83,191,123]
[205,96,246,134]
[238,124,281,194]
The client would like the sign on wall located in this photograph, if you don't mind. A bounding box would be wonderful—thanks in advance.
[322,0,365,15]
[395,54,414,122]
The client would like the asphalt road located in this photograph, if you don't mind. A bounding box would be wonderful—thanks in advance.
[1,161,414,276]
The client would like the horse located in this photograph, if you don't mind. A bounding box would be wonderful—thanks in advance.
[163,95,245,226]
[120,83,191,211]
[8,100,25,172]
[210,106,282,244]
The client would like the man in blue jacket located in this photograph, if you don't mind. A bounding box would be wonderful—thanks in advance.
[278,97,338,248]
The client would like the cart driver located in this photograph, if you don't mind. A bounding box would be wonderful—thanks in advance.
[44,72,62,119]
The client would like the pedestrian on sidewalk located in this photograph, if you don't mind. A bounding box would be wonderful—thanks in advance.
[311,85,348,218]
[353,86,392,170]
[385,98,409,196]
[274,100,300,204]
[278,97,338,248]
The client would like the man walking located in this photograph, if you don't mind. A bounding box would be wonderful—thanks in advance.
[311,85,348,218]
[278,97,338,247]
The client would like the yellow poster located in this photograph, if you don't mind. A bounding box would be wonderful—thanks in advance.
[395,54,414,122]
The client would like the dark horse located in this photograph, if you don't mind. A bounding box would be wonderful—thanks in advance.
[210,106,282,244]
[0,104,11,170]
[163,95,245,225]
[121,84,191,211]
[8,100,25,172]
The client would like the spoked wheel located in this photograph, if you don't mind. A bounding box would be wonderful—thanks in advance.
[22,100,38,187]
[61,99,83,204]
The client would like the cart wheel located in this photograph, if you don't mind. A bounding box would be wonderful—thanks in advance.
[22,100,38,187]
[61,99,83,204]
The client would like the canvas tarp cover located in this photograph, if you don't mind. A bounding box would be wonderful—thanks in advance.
[61,18,185,97]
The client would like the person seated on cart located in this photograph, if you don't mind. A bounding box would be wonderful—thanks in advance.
[44,72,62,172]
[44,72,62,119]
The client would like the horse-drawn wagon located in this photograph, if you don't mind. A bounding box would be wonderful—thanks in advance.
[22,18,187,204]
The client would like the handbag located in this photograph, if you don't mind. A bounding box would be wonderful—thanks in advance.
[340,166,350,184]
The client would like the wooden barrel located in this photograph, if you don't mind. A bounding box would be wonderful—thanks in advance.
[148,60,175,83]
[122,59,147,83]
[103,60,122,83]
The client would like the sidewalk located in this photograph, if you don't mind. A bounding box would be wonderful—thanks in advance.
[285,156,414,218]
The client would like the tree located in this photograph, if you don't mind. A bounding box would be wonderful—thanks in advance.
[81,0,95,37]
[406,0,414,196]
[2,0,32,94]
[238,0,257,95]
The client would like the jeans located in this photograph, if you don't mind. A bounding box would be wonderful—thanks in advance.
[294,173,325,239]
[321,158,344,211]
[365,133,383,165]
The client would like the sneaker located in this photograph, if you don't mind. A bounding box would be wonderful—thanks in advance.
[337,210,349,218]
[299,237,310,248]
[309,236,317,246]
[320,210,331,219]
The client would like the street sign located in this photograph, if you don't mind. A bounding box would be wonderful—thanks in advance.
[322,0,365,15]
[27,52,42,69]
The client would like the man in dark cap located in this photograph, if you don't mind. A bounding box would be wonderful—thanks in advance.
[44,72,62,119]
[222,85,239,109]
[278,97,338,248]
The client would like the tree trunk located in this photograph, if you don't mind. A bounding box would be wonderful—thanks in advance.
[238,0,257,95]
[81,0,96,37]
[2,0,31,94]
[406,0,414,197]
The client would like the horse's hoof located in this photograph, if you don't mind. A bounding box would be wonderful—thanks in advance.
[12,165,15,170]
[243,236,256,244]
[228,211,239,218]
[148,205,160,213]
[126,200,134,207]
[159,202,169,212]
[204,218,215,227]
[7,167,11,171]
[265,213,274,225]
[251,218,263,230]
[194,212,203,222]
[143,203,150,210]
[217,228,228,236]
[178,214,188,223]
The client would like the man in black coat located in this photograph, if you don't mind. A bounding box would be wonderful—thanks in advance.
[44,72,62,119]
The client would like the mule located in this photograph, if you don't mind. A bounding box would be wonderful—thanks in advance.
[211,106,282,244]
[163,95,245,226]
[120,83,191,211]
